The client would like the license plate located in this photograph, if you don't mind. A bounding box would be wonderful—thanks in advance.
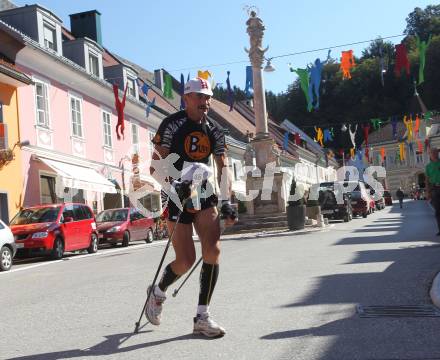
[321,210,333,214]
[351,201,357,205]
[16,243,24,249]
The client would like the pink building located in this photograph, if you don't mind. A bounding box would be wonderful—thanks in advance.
[0,5,172,215]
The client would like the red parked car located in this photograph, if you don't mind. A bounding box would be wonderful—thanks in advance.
[383,190,393,206]
[350,191,372,218]
[10,203,99,260]
[96,208,155,246]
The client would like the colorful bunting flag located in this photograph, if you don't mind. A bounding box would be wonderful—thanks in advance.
[341,50,355,79]
[113,83,128,140]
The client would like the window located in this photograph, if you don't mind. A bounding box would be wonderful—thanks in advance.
[40,175,58,204]
[102,111,112,147]
[89,53,99,77]
[131,123,139,154]
[35,81,50,127]
[70,95,83,138]
[0,123,7,150]
[0,101,3,123]
[43,23,56,51]
[127,78,136,98]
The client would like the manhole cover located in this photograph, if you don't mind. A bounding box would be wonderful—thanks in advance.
[357,304,440,318]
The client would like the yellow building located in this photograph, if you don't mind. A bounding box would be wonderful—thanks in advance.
[0,58,32,223]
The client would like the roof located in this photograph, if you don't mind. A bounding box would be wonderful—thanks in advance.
[0,57,32,84]
[368,116,440,145]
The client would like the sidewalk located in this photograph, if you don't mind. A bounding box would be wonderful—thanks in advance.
[193,223,333,242]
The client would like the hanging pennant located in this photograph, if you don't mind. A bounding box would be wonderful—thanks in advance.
[180,74,185,110]
[380,147,386,162]
[414,115,421,137]
[197,70,211,80]
[308,50,331,110]
[417,139,423,153]
[378,46,386,86]
[341,124,348,132]
[425,138,430,151]
[403,115,413,142]
[226,71,234,112]
[140,83,150,97]
[364,147,369,161]
[340,50,355,79]
[394,43,410,77]
[323,128,333,143]
[314,126,324,147]
[294,132,301,146]
[283,132,289,150]
[424,111,433,121]
[399,142,406,161]
[244,66,253,98]
[163,74,174,99]
[113,83,128,140]
[146,97,156,118]
[350,147,355,159]
[356,148,363,161]
[370,118,382,130]
[362,124,370,146]
[416,34,432,85]
[349,124,357,148]
[289,65,312,111]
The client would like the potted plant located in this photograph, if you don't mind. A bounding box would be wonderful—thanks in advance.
[286,178,306,230]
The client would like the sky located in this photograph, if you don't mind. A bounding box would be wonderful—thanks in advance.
[13,0,436,94]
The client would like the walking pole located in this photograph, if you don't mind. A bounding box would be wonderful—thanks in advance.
[172,257,203,298]
[134,201,186,334]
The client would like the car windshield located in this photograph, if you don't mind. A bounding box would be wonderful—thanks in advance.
[350,191,362,199]
[10,207,61,225]
[96,209,128,222]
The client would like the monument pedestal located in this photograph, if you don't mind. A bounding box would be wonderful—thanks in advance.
[244,138,286,216]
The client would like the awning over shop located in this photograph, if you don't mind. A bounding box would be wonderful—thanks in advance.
[39,157,117,194]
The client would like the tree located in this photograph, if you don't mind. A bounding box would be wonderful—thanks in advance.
[405,5,440,40]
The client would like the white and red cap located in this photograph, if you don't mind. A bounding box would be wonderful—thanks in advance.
[184,77,213,96]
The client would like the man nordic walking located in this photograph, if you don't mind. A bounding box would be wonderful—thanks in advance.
[147,77,236,337]
[425,147,440,235]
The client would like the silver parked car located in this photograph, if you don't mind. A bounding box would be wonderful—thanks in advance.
[0,219,17,271]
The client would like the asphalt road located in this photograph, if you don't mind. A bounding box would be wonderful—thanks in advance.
[1,200,440,360]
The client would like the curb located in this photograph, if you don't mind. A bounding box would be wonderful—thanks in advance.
[211,224,335,242]
[430,271,440,309]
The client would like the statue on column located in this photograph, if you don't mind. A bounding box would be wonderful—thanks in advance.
[245,10,268,68]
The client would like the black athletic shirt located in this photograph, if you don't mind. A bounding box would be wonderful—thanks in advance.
[152,110,225,172]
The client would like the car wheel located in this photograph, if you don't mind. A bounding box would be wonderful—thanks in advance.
[87,233,98,254]
[0,246,12,271]
[51,237,64,260]
[145,229,154,244]
[343,213,349,222]
[362,212,368,218]
[122,231,130,247]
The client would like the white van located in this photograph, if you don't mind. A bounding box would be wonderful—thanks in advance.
[0,219,16,271]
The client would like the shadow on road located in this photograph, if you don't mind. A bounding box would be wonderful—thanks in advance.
[6,328,216,360]
[261,201,440,359]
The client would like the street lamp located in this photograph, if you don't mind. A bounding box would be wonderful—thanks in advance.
[264,58,275,72]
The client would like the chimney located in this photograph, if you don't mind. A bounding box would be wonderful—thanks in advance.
[154,69,164,92]
[69,10,102,46]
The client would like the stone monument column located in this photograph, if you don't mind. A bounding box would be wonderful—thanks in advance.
[244,10,285,215]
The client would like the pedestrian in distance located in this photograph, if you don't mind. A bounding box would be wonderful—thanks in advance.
[396,187,404,209]
[147,77,237,337]
[425,147,440,235]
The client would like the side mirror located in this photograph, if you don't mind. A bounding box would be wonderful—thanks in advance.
[64,216,73,223]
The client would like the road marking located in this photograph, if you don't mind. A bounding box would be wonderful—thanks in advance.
[0,240,169,276]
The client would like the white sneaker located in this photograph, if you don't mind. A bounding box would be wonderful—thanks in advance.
[145,285,166,325]
[193,313,226,337]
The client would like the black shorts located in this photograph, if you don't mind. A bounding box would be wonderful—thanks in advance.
[168,194,218,224]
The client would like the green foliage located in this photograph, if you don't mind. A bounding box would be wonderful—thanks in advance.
[405,5,440,40]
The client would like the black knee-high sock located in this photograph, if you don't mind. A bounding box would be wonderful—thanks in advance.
[198,262,219,306]
[158,264,180,292]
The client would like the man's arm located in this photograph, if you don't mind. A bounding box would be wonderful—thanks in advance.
[150,145,170,186]
[214,154,232,202]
